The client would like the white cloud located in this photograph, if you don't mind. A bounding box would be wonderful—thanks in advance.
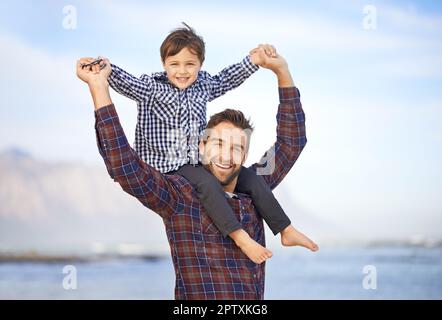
[92,1,442,79]
[0,31,138,165]
[380,3,442,33]
[95,0,440,52]
[0,1,441,241]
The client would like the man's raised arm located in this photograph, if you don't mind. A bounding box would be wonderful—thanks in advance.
[76,59,180,220]
[247,47,307,190]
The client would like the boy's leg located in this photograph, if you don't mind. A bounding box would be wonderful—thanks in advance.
[236,166,318,251]
[174,164,274,263]
[175,164,242,237]
[236,166,291,235]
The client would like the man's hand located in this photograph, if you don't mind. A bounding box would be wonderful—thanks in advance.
[250,45,288,73]
[250,44,276,63]
[76,56,112,86]
[76,56,113,110]
[250,45,293,87]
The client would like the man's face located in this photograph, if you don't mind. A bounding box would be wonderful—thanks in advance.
[163,47,202,90]
[200,122,250,189]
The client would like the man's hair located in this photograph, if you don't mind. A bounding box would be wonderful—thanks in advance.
[204,109,254,149]
[160,22,205,64]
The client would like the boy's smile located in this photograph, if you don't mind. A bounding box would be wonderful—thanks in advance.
[163,47,202,90]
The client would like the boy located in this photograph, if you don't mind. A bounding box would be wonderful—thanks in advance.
[81,23,317,264]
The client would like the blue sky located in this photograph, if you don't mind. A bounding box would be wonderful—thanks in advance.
[0,0,441,241]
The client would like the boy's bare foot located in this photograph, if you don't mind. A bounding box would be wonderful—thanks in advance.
[280,225,319,252]
[229,229,273,264]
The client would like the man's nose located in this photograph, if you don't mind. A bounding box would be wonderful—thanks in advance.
[219,147,233,164]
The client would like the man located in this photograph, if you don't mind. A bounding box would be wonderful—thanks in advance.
[76,46,317,299]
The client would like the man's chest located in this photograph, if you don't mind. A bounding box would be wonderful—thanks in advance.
[167,195,264,246]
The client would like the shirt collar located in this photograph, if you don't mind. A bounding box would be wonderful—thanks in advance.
[151,71,208,87]
[225,191,238,199]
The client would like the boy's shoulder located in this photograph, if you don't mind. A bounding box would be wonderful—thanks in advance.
[150,71,169,82]
[147,70,212,94]
[149,70,211,85]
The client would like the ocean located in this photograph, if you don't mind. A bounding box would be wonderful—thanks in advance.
[0,246,441,299]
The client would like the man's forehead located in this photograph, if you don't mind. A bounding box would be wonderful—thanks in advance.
[206,126,248,142]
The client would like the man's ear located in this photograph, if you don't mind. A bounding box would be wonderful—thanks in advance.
[199,140,205,157]
[241,151,248,166]
[243,152,248,164]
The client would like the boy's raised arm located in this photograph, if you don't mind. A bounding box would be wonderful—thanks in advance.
[207,54,259,101]
[105,58,155,102]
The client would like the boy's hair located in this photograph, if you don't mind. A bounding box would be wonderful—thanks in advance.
[204,109,254,150]
[160,22,205,64]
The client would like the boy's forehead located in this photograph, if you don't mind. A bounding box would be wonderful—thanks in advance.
[166,47,199,60]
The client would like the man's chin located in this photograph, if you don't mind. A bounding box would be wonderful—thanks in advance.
[215,171,234,186]
[205,162,241,186]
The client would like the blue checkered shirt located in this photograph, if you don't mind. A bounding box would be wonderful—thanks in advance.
[108,56,259,173]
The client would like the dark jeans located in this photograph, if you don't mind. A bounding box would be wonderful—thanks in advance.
[173,164,291,237]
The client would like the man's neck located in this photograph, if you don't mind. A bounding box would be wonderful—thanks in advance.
[222,177,238,194]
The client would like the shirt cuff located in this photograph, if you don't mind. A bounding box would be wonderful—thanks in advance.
[109,64,118,81]
[95,104,118,127]
[241,55,260,74]
[109,64,126,84]
[278,87,301,103]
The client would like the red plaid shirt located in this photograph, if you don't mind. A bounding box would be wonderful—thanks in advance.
[94,87,306,300]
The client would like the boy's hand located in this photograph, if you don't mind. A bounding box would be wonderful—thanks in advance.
[250,45,288,75]
[76,56,112,85]
[250,44,277,61]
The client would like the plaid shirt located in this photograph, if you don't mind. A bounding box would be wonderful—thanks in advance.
[108,56,259,173]
[94,87,305,300]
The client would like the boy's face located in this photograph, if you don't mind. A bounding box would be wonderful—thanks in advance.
[163,47,202,90]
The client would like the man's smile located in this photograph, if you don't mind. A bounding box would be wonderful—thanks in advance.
[212,161,234,171]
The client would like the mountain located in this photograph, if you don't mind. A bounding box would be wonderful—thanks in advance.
[0,148,353,257]
[0,148,168,256]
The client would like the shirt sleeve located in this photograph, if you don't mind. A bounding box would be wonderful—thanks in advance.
[207,55,259,102]
[248,87,307,190]
[94,104,181,220]
[108,64,154,102]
